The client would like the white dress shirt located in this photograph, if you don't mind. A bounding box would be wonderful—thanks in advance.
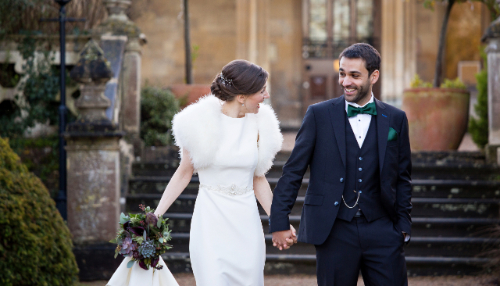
[345,93,375,148]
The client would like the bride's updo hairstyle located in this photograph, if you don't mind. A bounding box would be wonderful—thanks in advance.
[211,60,269,102]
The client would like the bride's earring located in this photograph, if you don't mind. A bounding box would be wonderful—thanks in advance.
[242,103,245,107]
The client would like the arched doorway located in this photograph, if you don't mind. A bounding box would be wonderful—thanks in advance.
[301,0,381,111]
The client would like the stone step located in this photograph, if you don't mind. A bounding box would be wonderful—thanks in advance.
[73,242,489,278]
[159,252,488,276]
[166,233,499,259]
[128,176,500,199]
[126,194,500,219]
[160,213,500,237]
[131,160,500,181]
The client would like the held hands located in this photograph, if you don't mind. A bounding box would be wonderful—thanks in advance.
[272,225,298,251]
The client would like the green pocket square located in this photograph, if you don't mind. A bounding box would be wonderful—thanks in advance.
[388,127,398,142]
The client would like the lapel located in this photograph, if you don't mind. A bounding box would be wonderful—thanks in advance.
[328,96,346,168]
[375,98,390,175]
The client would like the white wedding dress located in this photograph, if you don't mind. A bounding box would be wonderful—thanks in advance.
[107,256,178,286]
[189,112,266,286]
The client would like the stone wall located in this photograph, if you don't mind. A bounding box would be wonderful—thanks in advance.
[135,0,237,87]
[268,0,303,128]
[134,0,488,123]
[445,2,491,80]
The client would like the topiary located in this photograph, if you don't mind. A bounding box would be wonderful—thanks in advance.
[0,137,79,285]
[140,86,180,146]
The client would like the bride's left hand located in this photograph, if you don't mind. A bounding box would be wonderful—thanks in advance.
[287,225,298,245]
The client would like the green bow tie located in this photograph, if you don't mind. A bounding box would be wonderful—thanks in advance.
[347,102,377,117]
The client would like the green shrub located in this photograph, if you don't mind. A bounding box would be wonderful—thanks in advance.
[410,74,432,88]
[0,137,79,285]
[8,136,59,198]
[469,63,488,149]
[440,77,467,89]
[140,86,180,146]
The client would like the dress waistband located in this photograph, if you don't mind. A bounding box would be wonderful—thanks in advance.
[199,184,253,196]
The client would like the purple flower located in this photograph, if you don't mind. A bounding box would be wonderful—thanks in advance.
[129,226,145,237]
[145,213,158,226]
[139,259,148,270]
[151,256,159,268]
[120,237,137,257]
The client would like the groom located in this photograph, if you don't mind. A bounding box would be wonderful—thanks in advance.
[270,43,411,285]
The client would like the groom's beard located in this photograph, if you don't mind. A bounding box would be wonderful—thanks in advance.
[342,80,371,104]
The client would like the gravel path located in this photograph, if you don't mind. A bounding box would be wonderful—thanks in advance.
[80,274,497,286]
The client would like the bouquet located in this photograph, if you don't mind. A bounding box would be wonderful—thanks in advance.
[110,204,172,271]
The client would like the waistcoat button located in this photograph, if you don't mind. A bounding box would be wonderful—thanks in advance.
[340,178,344,183]
[334,201,339,206]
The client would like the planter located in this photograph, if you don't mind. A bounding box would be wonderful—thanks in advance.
[402,88,470,151]
[169,84,211,108]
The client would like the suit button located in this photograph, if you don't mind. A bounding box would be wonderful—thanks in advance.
[334,201,339,206]
[340,178,344,183]
[359,157,363,161]
[359,179,362,183]
[358,168,362,171]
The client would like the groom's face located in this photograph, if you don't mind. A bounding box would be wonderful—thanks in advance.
[338,57,378,105]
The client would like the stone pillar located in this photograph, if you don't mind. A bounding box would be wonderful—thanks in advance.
[66,40,123,244]
[95,0,146,201]
[236,0,270,84]
[96,0,145,149]
[482,6,500,164]
[380,0,417,106]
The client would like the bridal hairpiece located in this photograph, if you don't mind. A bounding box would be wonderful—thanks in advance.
[220,73,233,86]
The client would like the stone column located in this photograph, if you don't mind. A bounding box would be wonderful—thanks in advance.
[66,40,123,244]
[380,0,417,106]
[482,5,500,164]
[236,0,270,83]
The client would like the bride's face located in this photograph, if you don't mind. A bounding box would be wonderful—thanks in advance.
[244,85,269,114]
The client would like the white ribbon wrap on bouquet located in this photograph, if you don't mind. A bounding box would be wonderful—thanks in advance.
[107,256,179,286]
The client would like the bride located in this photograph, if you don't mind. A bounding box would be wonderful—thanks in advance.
[109,59,297,286]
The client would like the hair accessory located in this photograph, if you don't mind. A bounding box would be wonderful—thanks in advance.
[220,73,233,86]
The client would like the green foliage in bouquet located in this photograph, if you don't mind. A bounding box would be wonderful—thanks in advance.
[0,137,79,285]
[110,204,172,271]
[140,86,180,146]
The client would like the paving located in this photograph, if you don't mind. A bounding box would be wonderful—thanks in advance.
[79,274,497,286]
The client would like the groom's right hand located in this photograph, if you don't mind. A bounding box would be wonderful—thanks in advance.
[272,228,297,250]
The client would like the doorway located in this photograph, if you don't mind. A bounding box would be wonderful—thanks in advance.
[301,0,381,112]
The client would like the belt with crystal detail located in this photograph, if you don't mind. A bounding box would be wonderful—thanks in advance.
[199,184,253,196]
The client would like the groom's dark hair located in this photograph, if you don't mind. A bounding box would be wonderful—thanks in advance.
[339,43,381,76]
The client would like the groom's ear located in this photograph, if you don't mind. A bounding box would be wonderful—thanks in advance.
[370,70,380,85]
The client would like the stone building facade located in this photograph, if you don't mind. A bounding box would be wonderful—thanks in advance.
[135,0,490,128]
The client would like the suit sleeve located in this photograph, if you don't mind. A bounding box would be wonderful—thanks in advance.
[395,113,412,236]
[269,106,317,233]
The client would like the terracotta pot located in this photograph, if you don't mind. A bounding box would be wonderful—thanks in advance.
[402,88,470,151]
[169,84,211,108]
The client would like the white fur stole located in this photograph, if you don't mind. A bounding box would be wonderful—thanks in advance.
[171,94,283,177]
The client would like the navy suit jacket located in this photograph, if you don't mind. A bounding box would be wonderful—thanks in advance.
[270,95,412,245]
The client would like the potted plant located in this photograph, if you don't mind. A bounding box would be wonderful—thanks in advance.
[402,0,497,151]
[403,75,469,150]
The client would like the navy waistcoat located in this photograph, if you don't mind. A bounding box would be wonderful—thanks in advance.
[337,113,388,222]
